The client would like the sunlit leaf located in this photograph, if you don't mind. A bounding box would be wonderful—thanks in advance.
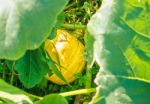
[87,0,150,103]
[90,77,150,104]
[0,0,69,60]
[0,79,35,104]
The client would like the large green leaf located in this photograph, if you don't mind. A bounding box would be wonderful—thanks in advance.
[90,77,150,104]
[35,94,68,104]
[0,0,69,60]
[14,48,49,88]
[87,0,150,103]
[0,79,36,104]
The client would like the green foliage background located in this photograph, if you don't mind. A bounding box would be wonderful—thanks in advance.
[0,0,150,104]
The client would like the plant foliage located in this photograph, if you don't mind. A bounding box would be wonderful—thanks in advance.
[87,0,150,103]
[0,0,69,60]
[0,0,150,103]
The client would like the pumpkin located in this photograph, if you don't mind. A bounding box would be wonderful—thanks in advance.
[44,29,86,85]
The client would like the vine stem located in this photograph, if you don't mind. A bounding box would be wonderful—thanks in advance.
[85,68,92,88]
[28,94,43,100]
[10,61,16,85]
[30,88,96,100]
[59,88,96,97]
[62,24,86,30]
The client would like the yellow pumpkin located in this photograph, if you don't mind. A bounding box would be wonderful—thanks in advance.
[45,29,86,85]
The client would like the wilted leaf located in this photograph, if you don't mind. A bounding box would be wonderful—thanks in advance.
[87,0,150,103]
[0,0,69,60]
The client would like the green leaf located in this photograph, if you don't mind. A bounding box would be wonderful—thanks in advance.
[87,0,150,103]
[90,77,150,104]
[35,94,68,104]
[0,0,69,60]
[14,48,49,88]
[45,51,70,85]
[0,79,35,104]
[124,0,150,36]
